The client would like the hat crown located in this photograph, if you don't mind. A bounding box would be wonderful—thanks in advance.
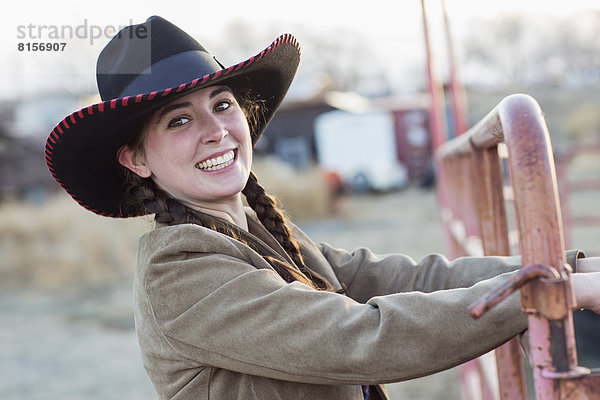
[96,16,214,100]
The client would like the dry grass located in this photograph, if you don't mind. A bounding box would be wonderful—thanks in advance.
[0,192,152,290]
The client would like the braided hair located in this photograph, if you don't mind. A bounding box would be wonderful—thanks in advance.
[241,171,332,289]
[121,169,333,291]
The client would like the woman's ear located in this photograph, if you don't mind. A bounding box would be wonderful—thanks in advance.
[117,145,152,178]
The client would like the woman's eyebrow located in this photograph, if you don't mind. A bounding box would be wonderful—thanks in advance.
[209,86,232,98]
[154,101,193,124]
[152,87,231,125]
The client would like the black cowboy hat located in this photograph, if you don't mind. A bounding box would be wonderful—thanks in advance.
[45,16,300,217]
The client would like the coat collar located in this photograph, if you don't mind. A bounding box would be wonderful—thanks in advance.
[156,207,298,270]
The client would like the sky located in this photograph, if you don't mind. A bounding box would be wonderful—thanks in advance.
[2,0,599,101]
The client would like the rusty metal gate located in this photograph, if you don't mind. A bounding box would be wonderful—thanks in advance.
[435,93,600,399]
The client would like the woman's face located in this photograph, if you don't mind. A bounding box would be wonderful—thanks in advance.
[119,85,253,210]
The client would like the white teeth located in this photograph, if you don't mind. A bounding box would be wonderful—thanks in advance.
[195,150,235,171]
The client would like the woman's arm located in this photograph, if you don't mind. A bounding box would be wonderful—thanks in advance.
[316,242,583,303]
[136,225,528,386]
[141,257,527,385]
[573,257,600,313]
[576,256,600,273]
[572,273,600,313]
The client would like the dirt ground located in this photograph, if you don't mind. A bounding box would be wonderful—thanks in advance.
[1,186,597,399]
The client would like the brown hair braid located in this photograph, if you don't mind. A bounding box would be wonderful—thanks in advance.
[121,169,333,291]
[241,171,332,289]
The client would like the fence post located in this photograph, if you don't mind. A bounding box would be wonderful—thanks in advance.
[471,147,529,399]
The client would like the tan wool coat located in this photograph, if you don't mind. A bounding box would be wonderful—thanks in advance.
[132,209,582,399]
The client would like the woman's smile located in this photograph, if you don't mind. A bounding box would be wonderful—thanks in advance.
[195,148,238,172]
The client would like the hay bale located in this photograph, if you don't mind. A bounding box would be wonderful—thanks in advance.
[251,156,334,222]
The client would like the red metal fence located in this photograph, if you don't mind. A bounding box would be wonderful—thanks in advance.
[435,93,600,399]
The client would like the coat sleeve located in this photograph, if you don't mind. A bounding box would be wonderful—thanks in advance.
[317,242,584,303]
[138,226,528,386]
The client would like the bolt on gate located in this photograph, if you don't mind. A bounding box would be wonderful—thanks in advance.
[435,93,600,399]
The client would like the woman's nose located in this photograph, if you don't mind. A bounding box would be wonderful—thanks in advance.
[200,116,228,144]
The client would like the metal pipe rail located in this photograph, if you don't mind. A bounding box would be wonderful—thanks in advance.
[435,93,600,399]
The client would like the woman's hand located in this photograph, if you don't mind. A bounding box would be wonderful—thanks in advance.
[571,272,600,314]
[576,256,600,273]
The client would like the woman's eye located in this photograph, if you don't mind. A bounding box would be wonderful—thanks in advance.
[167,116,190,128]
[214,100,232,112]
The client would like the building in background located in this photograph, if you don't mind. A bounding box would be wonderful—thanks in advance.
[259,90,432,191]
[0,94,83,202]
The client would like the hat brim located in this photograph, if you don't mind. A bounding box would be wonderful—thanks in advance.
[45,34,300,217]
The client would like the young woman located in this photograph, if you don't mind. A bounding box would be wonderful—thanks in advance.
[46,16,600,400]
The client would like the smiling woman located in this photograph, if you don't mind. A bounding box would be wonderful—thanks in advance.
[44,15,600,400]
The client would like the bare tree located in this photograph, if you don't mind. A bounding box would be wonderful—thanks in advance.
[462,13,538,86]
[211,20,388,94]
[462,11,600,87]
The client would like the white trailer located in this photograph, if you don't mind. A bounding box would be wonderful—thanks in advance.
[314,109,408,192]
